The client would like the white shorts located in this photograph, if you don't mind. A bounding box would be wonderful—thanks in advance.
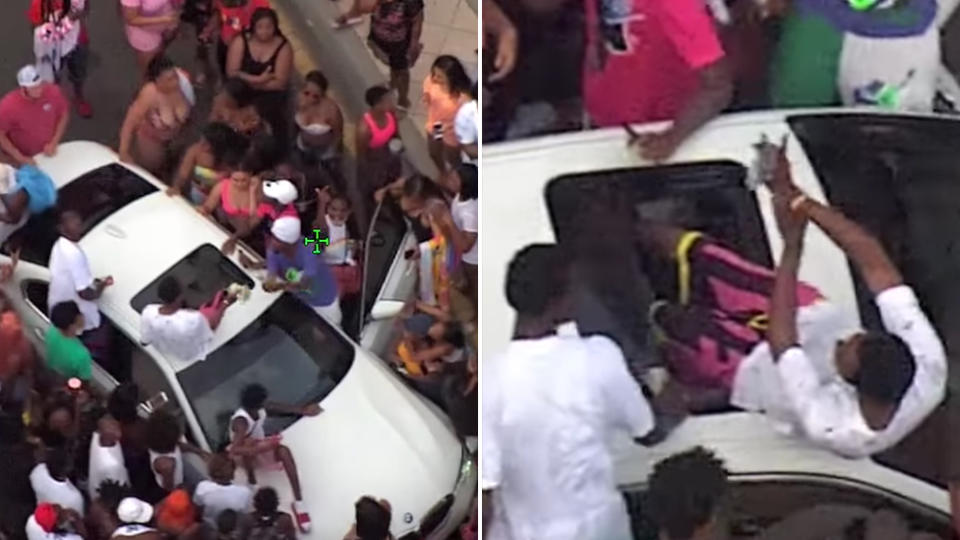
[313,296,342,327]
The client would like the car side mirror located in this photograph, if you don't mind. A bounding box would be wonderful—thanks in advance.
[370,300,405,321]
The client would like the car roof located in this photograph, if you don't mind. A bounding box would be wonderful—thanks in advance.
[37,142,280,373]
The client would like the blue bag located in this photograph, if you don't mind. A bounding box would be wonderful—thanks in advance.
[15,165,57,214]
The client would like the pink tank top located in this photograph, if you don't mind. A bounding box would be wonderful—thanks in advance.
[219,179,254,217]
[363,112,396,149]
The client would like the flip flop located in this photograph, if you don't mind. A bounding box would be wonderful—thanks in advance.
[291,501,311,533]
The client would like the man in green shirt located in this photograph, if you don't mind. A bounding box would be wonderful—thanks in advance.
[45,301,92,381]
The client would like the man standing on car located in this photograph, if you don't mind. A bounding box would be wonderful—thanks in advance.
[263,216,341,327]
[0,65,69,166]
[482,244,655,540]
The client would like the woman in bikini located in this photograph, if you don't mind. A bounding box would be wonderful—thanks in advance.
[119,56,192,176]
[422,55,471,172]
[167,122,249,205]
[199,153,265,247]
[293,70,344,191]
[225,7,293,152]
[210,77,271,138]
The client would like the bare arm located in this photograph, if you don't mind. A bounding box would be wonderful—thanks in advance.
[339,0,378,20]
[0,192,28,224]
[798,199,903,294]
[768,239,803,359]
[408,11,424,52]
[199,182,223,215]
[50,108,69,149]
[169,143,200,195]
[119,88,152,161]
[483,0,518,82]
[0,132,33,166]
[260,44,293,91]
[122,5,178,27]
[354,119,371,161]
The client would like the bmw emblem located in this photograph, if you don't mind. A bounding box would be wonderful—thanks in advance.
[403,513,413,524]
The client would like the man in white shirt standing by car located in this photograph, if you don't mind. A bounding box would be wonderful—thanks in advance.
[482,244,655,540]
[47,210,114,370]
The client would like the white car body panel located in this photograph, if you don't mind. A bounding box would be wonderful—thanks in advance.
[482,109,951,513]
[2,142,475,539]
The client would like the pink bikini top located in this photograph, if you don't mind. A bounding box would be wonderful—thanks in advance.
[219,179,254,217]
[363,111,396,149]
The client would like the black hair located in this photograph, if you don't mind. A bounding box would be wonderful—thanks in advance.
[45,446,72,480]
[50,301,81,331]
[147,55,177,82]
[469,82,478,101]
[455,163,478,201]
[223,77,254,107]
[41,0,71,21]
[402,175,444,201]
[505,244,569,316]
[216,509,239,535]
[355,497,391,540]
[431,55,472,96]
[157,276,182,304]
[249,8,282,39]
[240,384,268,410]
[252,487,279,516]
[145,410,182,453]
[364,85,391,108]
[203,122,245,164]
[441,324,465,350]
[96,480,132,513]
[328,190,351,209]
[107,382,141,424]
[304,70,328,93]
[0,412,24,445]
[855,331,916,404]
[648,447,729,540]
[220,142,249,171]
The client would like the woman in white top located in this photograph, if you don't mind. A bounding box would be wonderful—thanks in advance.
[314,187,360,298]
[88,416,130,499]
[145,410,208,492]
[29,447,84,514]
[439,163,478,306]
[140,276,236,362]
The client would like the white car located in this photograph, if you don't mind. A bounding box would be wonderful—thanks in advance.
[483,110,957,529]
[1,142,476,540]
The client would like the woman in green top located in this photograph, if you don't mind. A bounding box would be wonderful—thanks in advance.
[45,301,93,381]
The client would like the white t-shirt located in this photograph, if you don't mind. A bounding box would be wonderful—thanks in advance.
[30,464,85,514]
[733,286,946,458]
[88,432,130,499]
[454,100,478,165]
[321,215,351,266]
[193,480,253,525]
[25,515,84,540]
[450,195,478,265]
[48,237,100,331]
[482,334,654,540]
[140,305,215,362]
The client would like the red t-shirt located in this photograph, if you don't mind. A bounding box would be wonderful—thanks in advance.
[216,0,271,45]
[581,0,724,127]
[0,85,69,158]
[27,0,89,45]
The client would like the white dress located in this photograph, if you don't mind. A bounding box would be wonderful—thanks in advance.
[149,447,183,489]
[88,432,130,498]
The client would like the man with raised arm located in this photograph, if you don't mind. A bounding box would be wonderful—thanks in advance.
[761,149,947,457]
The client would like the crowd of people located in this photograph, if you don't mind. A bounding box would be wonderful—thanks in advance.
[481,0,960,155]
[0,0,479,539]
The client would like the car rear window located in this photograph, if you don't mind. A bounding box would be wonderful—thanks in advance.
[3,163,157,266]
[130,244,254,313]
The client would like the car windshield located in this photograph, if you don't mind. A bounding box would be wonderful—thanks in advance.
[3,163,157,265]
[130,244,254,313]
[177,293,354,449]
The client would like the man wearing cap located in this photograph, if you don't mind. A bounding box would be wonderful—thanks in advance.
[221,178,299,256]
[115,497,163,540]
[264,216,341,326]
[25,503,86,540]
[0,65,69,167]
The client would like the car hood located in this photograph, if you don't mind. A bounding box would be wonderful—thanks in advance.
[245,348,463,539]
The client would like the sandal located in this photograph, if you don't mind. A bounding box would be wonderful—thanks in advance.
[291,501,311,533]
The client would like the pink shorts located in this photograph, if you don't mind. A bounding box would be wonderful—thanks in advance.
[228,435,284,471]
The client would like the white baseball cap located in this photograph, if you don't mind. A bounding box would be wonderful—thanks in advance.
[117,497,154,524]
[17,65,41,88]
[262,179,298,205]
[271,216,302,245]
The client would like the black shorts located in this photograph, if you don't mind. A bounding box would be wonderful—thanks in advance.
[63,43,88,84]
[368,36,412,71]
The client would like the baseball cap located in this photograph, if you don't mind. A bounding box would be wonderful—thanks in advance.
[34,504,58,533]
[271,216,302,245]
[262,179,298,205]
[117,497,154,524]
[17,65,41,88]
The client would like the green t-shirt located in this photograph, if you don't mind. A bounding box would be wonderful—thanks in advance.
[45,327,92,380]
[770,11,844,107]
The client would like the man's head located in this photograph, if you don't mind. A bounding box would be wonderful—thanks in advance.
[835,330,916,406]
[17,65,43,99]
[45,447,73,481]
[648,447,729,540]
[145,410,182,454]
[58,210,84,242]
[252,487,279,517]
[50,301,83,336]
[240,383,268,411]
[208,453,236,484]
[355,496,391,540]
[505,244,572,323]
[157,276,184,307]
[94,480,131,513]
[364,85,393,113]
[269,216,301,256]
